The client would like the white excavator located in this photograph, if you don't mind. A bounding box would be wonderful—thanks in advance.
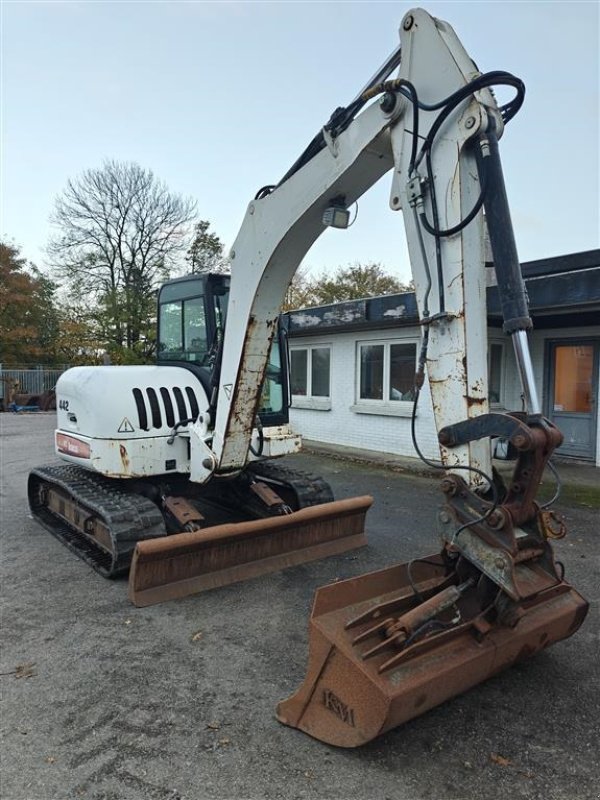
[29,8,587,746]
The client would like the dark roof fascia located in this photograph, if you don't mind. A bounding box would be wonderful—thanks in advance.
[287,263,600,337]
[487,268,600,316]
[517,249,599,278]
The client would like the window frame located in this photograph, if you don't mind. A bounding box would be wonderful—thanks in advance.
[158,293,209,364]
[488,340,506,407]
[289,343,332,411]
[352,338,418,417]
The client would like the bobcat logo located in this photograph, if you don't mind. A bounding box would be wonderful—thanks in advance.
[322,689,355,727]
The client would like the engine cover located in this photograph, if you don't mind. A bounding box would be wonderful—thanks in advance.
[54,365,209,478]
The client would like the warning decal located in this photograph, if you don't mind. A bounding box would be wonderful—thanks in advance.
[118,417,135,433]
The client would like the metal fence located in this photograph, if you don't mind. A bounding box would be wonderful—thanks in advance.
[0,366,68,399]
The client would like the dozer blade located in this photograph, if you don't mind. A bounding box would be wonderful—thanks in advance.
[128,496,372,607]
[276,556,588,747]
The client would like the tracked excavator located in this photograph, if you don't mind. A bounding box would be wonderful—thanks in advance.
[30,7,587,744]
[28,270,372,602]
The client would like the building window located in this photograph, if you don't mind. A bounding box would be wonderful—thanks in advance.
[359,344,384,400]
[488,342,504,405]
[290,345,331,409]
[354,340,417,415]
[389,343,418,401]
[290,349,309,396]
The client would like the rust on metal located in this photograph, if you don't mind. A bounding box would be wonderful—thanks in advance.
[249,481,287,508]
[539,509,567,540]
[45,485,113,552]
[163,496,205,531]
[229,315,278,434]
[119,444,130,473]
[128,496,372,607]
[277,556,588,747]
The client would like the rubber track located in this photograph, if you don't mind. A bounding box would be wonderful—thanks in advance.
[248,461,334,509]
[28,465,166,578]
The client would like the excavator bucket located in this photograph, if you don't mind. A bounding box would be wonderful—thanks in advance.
[277,555,588,747]
[128,496,372,607]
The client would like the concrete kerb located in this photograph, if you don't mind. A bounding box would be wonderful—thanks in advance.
[301,438,600,497]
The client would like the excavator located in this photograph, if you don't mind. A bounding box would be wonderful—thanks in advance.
[28,270,372,600]
[29,7,588,747]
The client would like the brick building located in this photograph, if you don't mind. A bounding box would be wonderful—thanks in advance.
[285,250,600,466]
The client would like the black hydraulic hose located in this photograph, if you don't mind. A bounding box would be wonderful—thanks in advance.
[401,73,521,307]
[269,69,523,196]
[424,150,445,312]
[167,418,196,445]
[410,381,500,542]
[363,79,421,175]
[541,459,562,509]
[414,71,524,171]
[403,618,456,650]
[275,43,404,188]
[410,386,498,499]
[419,141,489,239]
[404,80,420,180]
[255,185,276,200]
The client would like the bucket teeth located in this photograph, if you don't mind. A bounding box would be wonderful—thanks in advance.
[344,575,453,630]
[361,631,406,660]
[351,617,395,646]
[378,651,406,674]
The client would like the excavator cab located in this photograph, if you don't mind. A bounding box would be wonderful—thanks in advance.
[157,273,229,367]
[157,273,289,427]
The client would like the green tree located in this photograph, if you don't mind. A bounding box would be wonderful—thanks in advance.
[297,262,409,307]
[52,304,104,365]
[48,160,196,359]
[0,242,60,365]
[185,220,228,274]
[282,268,317,311]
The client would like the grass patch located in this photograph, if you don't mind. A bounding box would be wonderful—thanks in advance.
[537,481,600,509]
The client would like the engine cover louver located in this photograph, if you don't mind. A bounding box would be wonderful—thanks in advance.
[132,386,200,431]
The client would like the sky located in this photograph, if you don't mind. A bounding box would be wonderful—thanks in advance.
[2,0,599,285]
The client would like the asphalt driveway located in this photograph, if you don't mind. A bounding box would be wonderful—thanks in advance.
[1,413,598,800]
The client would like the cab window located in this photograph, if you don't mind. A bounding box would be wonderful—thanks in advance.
[159,295,208,363]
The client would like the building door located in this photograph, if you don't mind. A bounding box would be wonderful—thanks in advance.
[547,340,598,460]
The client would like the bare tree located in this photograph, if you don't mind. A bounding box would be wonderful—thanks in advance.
[48,160,196,356]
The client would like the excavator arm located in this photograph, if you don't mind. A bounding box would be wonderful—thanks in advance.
[274,8,589,747]
[199,5,577,611]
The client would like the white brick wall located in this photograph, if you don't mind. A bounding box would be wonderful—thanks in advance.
[290,328,439,462]
[290,324,600,466]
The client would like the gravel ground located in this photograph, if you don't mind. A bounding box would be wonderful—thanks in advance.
[1,413,598,800]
